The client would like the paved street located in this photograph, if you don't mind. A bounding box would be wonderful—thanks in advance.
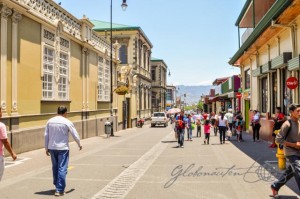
[0,125,299,199]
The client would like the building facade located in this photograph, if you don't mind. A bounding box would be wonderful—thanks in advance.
[151,58,167,112]
[229,0,300,140]
[166,85,176,110]
[0,0,120,153]
[92,20,153,129]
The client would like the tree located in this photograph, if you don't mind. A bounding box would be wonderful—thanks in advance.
[197,100,203,111]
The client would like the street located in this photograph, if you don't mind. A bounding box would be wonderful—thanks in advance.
[0,125,299,199]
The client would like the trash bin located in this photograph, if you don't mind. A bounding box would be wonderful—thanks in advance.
[105,121,111,135]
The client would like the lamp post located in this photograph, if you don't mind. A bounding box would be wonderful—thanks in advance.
[110,0,127,136]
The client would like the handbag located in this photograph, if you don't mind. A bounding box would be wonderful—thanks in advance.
[226,130,232,137]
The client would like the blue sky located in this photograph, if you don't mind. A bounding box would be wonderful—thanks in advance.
[55,0,245,86]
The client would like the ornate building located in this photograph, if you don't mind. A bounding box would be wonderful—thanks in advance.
[0,0,118,153]
[151,58,168,112]
[92,20,153,129]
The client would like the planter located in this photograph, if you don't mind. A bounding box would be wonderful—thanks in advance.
[115,86,129,95]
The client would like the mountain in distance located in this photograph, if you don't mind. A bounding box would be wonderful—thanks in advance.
[176,85,213,105]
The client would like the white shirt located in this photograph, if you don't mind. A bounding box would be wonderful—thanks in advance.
[45,116,81,150]
[218,116,227,127]
[225,112,234,123]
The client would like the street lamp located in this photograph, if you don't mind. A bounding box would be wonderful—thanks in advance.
[110,0,127,135]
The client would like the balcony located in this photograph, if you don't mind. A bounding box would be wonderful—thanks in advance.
[138,67,151,79]
[241,28,253,45]
[151,81,166,88]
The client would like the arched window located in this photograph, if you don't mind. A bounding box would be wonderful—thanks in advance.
[119,45,128,64]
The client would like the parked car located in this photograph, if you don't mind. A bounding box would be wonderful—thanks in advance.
[151,112,168,127]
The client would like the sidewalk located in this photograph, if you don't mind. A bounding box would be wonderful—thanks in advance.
[230,131,299,194]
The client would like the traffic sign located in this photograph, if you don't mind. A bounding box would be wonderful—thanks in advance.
[286,77,298,89]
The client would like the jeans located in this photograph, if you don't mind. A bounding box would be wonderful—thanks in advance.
[49,150,69,192]
[0,156,4,181]
[219,126,227,143]
[252,123,260,141]
[197,126,201,137]
[187,127,193,140]
[272,155,300,192]
[205,133,210,144]
[177,128,185,146]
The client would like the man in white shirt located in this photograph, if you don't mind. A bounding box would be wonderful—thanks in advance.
[45,106,82,196]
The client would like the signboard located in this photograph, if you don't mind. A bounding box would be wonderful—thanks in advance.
[286,77,298,89]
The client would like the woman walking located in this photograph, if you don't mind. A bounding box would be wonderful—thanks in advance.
[203,120,211,144]
[217,112,229,144]
[196,119,202,137]
[251,110,261,142]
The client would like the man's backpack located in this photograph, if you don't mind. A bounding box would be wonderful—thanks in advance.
[279,119,292,150]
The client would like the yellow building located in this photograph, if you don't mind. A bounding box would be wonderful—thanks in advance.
[151,58,168,112]
[92,20,153,129]
[229,0,300,140]
[1,1,119,153]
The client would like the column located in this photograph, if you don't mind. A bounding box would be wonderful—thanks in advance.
[86,50,89,110]
[0,5,12,113]
[11,11,22,114]
[82,47,87,110]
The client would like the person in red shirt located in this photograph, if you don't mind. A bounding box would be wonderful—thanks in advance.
[270,107,285,148]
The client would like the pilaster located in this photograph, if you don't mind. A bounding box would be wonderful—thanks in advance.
[1,5,12,114]
[11,10,22,115]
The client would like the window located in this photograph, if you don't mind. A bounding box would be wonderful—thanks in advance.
[43,47,54,99]
[98,57,110,101]
[58,53,68,99]
[261,76,268,113]
[272,72,277,114]
[245,69,250,89]
[119,45,128,64]
[151,69,156,81]
[42,27,70,101]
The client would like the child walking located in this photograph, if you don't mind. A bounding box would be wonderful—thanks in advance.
[204,120,211,144]
[236,117,243,142]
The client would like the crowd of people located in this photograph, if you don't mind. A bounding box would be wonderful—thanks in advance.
[172,108,245,148]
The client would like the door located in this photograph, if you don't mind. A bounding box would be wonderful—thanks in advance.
[126,98,131,128]
[245,100,250,130]
[122,100,128,129]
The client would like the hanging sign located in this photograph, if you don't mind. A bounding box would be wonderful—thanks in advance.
[286,77,298,89]
[236,93,242,98]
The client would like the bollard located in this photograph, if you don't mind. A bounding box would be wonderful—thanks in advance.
[276,145,286,170]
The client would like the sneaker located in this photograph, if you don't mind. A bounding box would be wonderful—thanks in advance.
[190,139,193,141]
[270,185,278,197]
[55,191,65,197]
[181,145,184,148]
[223,141,225,144]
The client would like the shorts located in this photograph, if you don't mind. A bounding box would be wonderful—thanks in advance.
[236,130,241,135]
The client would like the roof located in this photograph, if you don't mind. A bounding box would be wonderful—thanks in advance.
[212,77,230,86]
[235,0,253,26]
[229,0,292,66]
[91,20,153,48]
[151,57,168,68]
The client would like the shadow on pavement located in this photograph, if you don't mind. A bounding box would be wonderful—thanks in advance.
[230,132,300,196]
[161,141,177,143]
[34,188,75,196]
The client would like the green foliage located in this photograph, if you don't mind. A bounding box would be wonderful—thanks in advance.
[197,100,203,111]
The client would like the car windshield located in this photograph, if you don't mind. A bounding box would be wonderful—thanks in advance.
[153,113,165,117]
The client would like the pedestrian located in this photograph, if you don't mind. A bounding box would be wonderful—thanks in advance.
[271,104,300,197]
[203,120,211,144]
[236,111,244,141]
[45,106,83,196]
[235,117,243,142]
[196,119,202,137]
[186,114,193,141]
[0,109,17,181]
[173,113,178,140]
[216,111,229,144]
[270,107,285,148]
[176,111,186,148]
[251,110,261,142]
[210,112,218,136]
[225,109,234,140]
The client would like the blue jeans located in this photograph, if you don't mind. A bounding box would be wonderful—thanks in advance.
[49,150,69,192]
[177,128,185,146]
[272,155,300,192]
[187,127,193,140]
